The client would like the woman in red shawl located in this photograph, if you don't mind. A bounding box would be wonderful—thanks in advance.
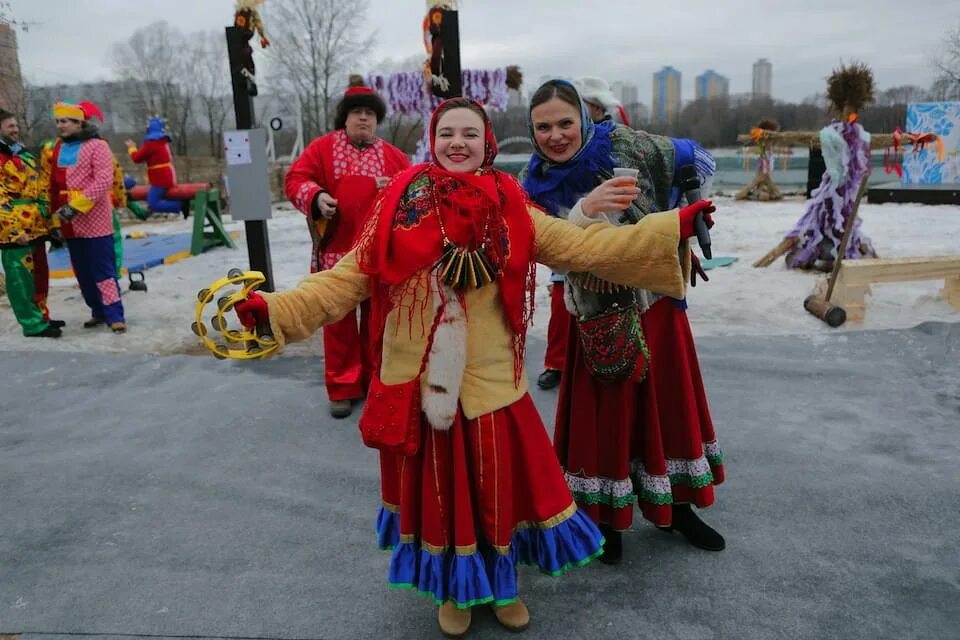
[234,98,705,636]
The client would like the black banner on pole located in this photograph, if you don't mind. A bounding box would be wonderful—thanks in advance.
[225,25,275,292]
[428,8,462,98]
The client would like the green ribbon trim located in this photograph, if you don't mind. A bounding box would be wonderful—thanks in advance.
[388,583,496,609]
[570,490,636,510]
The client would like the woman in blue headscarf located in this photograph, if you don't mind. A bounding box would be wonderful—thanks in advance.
[520,79,725,564]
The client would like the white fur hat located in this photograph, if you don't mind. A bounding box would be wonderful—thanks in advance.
[575,77,621,109]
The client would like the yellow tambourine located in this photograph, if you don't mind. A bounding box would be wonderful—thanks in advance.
[192,268,278,360]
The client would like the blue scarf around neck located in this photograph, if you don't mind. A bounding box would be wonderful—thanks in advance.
[522,82,616,216]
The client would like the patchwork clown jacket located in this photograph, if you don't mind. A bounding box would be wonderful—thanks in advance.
[43,136,116,240]
[0,139,52,247]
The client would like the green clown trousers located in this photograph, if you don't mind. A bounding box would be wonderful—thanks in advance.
[1,245,50,336]
[113,209,124,279]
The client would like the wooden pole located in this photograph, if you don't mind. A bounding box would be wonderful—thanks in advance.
[802,174,870,326]
[737,131,927,150]
[753,237,797,268]
[226,25,275,292]
[825,174,870,301]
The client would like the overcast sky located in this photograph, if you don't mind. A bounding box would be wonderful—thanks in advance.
[9,0,952,104]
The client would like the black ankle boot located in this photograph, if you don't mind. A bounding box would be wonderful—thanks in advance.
[598,524,623,564]
[661,503,725,551]
[26,324,62,338]
[537,369,562,390]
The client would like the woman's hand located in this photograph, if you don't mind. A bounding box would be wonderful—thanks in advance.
[235,291,269,329]
[124,139,136,149]
[581,177,640,218]
[678,200,715,240]
[690,252,709,287]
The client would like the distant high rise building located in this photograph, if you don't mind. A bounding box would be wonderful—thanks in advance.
[752,58,773,98]
[695,70,730,100]
[611,81,639,106]
[0,22,24,113]
[652,66,681,126]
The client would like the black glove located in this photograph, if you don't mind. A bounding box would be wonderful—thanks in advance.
[690,252,709,287]
[56,204,79,221]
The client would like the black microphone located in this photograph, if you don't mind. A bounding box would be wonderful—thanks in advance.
[678,164,712,259]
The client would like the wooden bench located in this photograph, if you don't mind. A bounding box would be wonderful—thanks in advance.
[814,256,960,322]
[127,183,211,202]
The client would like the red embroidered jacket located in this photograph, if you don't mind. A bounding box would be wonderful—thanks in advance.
[285,130,410,257]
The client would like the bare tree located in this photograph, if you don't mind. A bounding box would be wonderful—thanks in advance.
[875,85,929,107]
[19,81,54,144]
[932,22,960,86]
[110,21,193,154]
[929,75,960,101]
[926,22,960,103]
[185,32,232,158]
[268,0,376,140]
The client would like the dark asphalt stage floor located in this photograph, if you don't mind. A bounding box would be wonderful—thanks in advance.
[1,322,958,640]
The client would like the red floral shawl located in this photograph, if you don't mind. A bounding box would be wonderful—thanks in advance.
[355,98,536,381]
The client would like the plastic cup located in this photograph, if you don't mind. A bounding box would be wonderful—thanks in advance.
[613,167,640,188]
[595,168,640,225]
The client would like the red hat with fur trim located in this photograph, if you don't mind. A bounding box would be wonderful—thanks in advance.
[334,84,387,129]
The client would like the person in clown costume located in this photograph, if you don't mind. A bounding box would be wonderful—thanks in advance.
[0,109,63,338]
[42,138,126,278]
[44,100,127,333]
[284,83,411,419]
[125,117,181,215]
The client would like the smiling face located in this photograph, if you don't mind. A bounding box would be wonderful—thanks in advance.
[0,116,19,143]
[433,107,486,174]
[56,117,82,138]
[530,97,583,164]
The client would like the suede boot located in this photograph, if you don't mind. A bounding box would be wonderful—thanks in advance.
[493,598,530,632]
[438,601,471,638]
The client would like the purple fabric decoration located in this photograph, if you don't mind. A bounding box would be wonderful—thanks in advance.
[784,121,877,269]
[366,68,510,162]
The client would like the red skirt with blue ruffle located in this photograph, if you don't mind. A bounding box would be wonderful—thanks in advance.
[376,392,603,609]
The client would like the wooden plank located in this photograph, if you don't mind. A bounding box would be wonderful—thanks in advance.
[839,256,960,285]
[753,237,797,268]
[943,276,960,310]
[737,131,921,150]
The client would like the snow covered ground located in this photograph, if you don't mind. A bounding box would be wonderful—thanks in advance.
[1,196,958,358]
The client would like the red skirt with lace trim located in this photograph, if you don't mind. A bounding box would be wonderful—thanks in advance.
[553,297,724,530]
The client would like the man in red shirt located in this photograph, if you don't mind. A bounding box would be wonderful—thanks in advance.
[285,85,410,418]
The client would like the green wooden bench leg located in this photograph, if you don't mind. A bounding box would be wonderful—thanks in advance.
[191,189,235,255]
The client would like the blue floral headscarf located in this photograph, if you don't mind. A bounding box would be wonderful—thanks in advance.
[522,80,615,216]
